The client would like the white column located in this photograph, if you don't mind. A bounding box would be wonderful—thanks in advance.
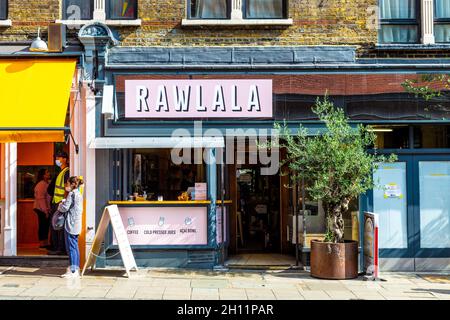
[231,0,243,20]
[84,86,97,259]
[93,0,106,21]
[3,143,17,256]
[422,0,435,44]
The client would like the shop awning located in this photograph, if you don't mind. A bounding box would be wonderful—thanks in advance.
[89,137,225,149]
[0,59,76,143]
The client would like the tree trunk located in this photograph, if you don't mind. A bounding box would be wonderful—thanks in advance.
[331,204,345,243]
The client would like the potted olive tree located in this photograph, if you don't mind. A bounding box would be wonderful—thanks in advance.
[273,96,395,279]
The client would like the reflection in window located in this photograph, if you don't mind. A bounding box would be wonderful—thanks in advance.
[0,0,7,20]
[414,125,450,148]
[129,149,206,201]
[373,125,410,149]
[379,0,419,43]
[435,0,450,42]
[107,0,138,20]
[63,0,94,20]
[245,0,285,19]
[189,0,229,19]
[17,166,57,199]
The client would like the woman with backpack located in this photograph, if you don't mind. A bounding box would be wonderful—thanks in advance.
[57,176,84,278]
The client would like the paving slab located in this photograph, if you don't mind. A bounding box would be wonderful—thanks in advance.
[19,285,58,297]
[299,290,331,300]
[191,288,220,300]
[134,286,165,300]
[48,286,82,298]
[76,287,112,298]
[191,279,230,289]
[273,289,305,300]
[163,287,192,300]
[219,288,248,300]
[245,288,276,300]
[105,287,138,299]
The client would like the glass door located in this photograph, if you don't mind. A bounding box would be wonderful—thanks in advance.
[413,156,450,257]
[371,158,414,258]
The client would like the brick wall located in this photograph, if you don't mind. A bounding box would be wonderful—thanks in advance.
[0,0,378,46]
[0,0,59,42]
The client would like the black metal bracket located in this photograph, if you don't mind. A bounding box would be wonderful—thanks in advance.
[65,129,80,155]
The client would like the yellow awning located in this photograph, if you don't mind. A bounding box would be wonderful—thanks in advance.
[0,59,76,142]
[0,131,65,143]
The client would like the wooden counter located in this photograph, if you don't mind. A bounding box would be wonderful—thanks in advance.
[17,199,39,246]
[108,200,232,206]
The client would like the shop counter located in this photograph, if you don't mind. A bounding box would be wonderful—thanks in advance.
[105,200,232,247]
[108,200,232,206]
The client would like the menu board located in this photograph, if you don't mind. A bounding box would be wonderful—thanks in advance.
[194,183,207,201]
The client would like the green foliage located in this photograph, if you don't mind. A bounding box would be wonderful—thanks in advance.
[402,74,450,101]
[273,96,396,243]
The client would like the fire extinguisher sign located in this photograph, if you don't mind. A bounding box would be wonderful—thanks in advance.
[363,212,380,280]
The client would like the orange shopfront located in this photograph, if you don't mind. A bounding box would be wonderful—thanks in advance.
[0,58,86,263]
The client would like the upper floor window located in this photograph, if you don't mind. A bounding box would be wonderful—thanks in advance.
[435,0,450,42]
[63,0,138,21]
[0,0,8,20]
[379,0,419,43]
[187,0,288,20]
[106,0,138,20]
[63,0,94,20]
[189,0,229,19]
[245,0,286,19]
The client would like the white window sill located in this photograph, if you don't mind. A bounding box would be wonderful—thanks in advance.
[0,19,12,27]
[56,19,142,27]
[181,18,293,27]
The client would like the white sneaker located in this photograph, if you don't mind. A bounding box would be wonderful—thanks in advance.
[61,269,80,278]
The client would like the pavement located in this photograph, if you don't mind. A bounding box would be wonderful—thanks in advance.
[1,266,450,300]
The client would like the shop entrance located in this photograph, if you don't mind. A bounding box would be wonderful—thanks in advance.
[15,142,68,257]
[235,165,281,253]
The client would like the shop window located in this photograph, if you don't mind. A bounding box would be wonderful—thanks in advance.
[435,0,450,42]
[0,0,7,20]
[244,0,287,19]
[106,0,138,20]
[128,149,207,201]
[62,0,94,20]
[373,125,410,149]
[189,0,230,19]
[379,0,419,43]
[413,125,450,148]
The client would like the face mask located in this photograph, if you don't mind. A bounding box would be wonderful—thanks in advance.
[56,160,62,167]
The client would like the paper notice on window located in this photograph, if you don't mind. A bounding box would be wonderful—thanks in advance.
[384,183,403,199]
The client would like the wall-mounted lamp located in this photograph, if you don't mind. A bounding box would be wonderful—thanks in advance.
[30,28,48,52]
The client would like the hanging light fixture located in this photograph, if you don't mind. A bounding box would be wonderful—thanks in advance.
[30,27,48,52]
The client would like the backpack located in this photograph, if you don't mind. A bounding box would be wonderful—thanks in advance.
[52,193,75,231]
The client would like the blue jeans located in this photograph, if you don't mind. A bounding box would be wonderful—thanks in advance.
[64,229,80,273]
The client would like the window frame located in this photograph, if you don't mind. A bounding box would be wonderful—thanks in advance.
[62,0,94,21]
[434,0,450,43]
[379,0,421,44]
[243,0,288,20]
[187,0,232,20]
[106,0,138,20]
[0,0,8,20]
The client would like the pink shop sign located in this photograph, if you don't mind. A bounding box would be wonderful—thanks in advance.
[112,206,208,246]
[125,79,273,118]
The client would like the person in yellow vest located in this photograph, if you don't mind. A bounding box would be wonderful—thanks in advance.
[47,151,70,255]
